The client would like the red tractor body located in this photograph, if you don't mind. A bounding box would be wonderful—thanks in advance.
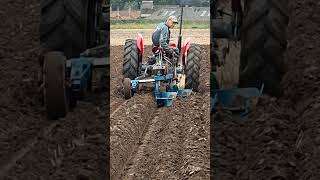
[135,33,192,66]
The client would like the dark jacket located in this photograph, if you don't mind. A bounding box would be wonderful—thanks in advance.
[152,22,171,49]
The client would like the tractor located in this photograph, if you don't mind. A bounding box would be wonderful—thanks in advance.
[211,0,288,115]
[39,0,109,119]
[122,2,201,107]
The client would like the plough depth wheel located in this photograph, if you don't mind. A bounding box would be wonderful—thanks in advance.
[123,78,132,99]
[44,51,69,119]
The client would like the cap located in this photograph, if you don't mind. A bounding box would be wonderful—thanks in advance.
[167,15,178,24]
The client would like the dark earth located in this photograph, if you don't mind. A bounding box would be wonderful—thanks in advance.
[0,0,108,179]
[211,0,320,179]
[110,45,210,179]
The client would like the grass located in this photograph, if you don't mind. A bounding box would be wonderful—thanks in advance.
[111,19,209,29]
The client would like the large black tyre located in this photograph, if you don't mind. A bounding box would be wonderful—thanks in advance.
[239,0,289,96]
[40,0,95,58]
[44,52,69,119]
[185,44,201,92]
[123,39,141,80]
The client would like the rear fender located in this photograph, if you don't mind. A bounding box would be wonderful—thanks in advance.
[182,37,191,56]
[136,33,144,56]
[181,37,191,65]
[169,41,177,48]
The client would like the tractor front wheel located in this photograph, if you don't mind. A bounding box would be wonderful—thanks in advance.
[185,44,201,92]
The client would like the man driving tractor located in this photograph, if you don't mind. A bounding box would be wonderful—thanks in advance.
[149,15,180,64]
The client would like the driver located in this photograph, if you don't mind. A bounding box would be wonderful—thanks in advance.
[151,15,180,60]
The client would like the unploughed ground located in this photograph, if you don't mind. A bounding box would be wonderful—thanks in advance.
[110,29,210,46]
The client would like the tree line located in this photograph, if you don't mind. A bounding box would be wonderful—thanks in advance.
[111,0,209,10]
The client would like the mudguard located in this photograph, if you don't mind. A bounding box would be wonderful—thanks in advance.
[181,37,191,65]
[169,41,177,48]
[136,33,144,56]
[182,37,191,56]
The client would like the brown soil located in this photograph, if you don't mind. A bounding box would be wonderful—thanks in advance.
[110,45,210,179]
[0,0,108,179]
[211,0,320,179]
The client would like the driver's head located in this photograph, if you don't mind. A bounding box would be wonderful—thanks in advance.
[166,15,178,28]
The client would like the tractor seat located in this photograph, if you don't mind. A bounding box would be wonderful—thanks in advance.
[152,46,163,54]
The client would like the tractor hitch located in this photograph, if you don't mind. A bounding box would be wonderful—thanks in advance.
[124,73,192,107]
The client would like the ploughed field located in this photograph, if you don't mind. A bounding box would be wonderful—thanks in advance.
[0,0,108,179]
[110,44,210,179]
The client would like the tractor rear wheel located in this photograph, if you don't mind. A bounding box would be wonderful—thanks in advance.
[40,0,96,59]
[239,0,289,96]
[44,52,69,119]
[185,44,201,92]
[123,39,141,80]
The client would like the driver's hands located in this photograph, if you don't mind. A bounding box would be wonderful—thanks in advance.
[173,48,180,58]
[164,47,180,62]
[164,47,173,55]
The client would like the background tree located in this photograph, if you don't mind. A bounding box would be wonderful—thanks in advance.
[111,0,142,10]
[111,0,209,10]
